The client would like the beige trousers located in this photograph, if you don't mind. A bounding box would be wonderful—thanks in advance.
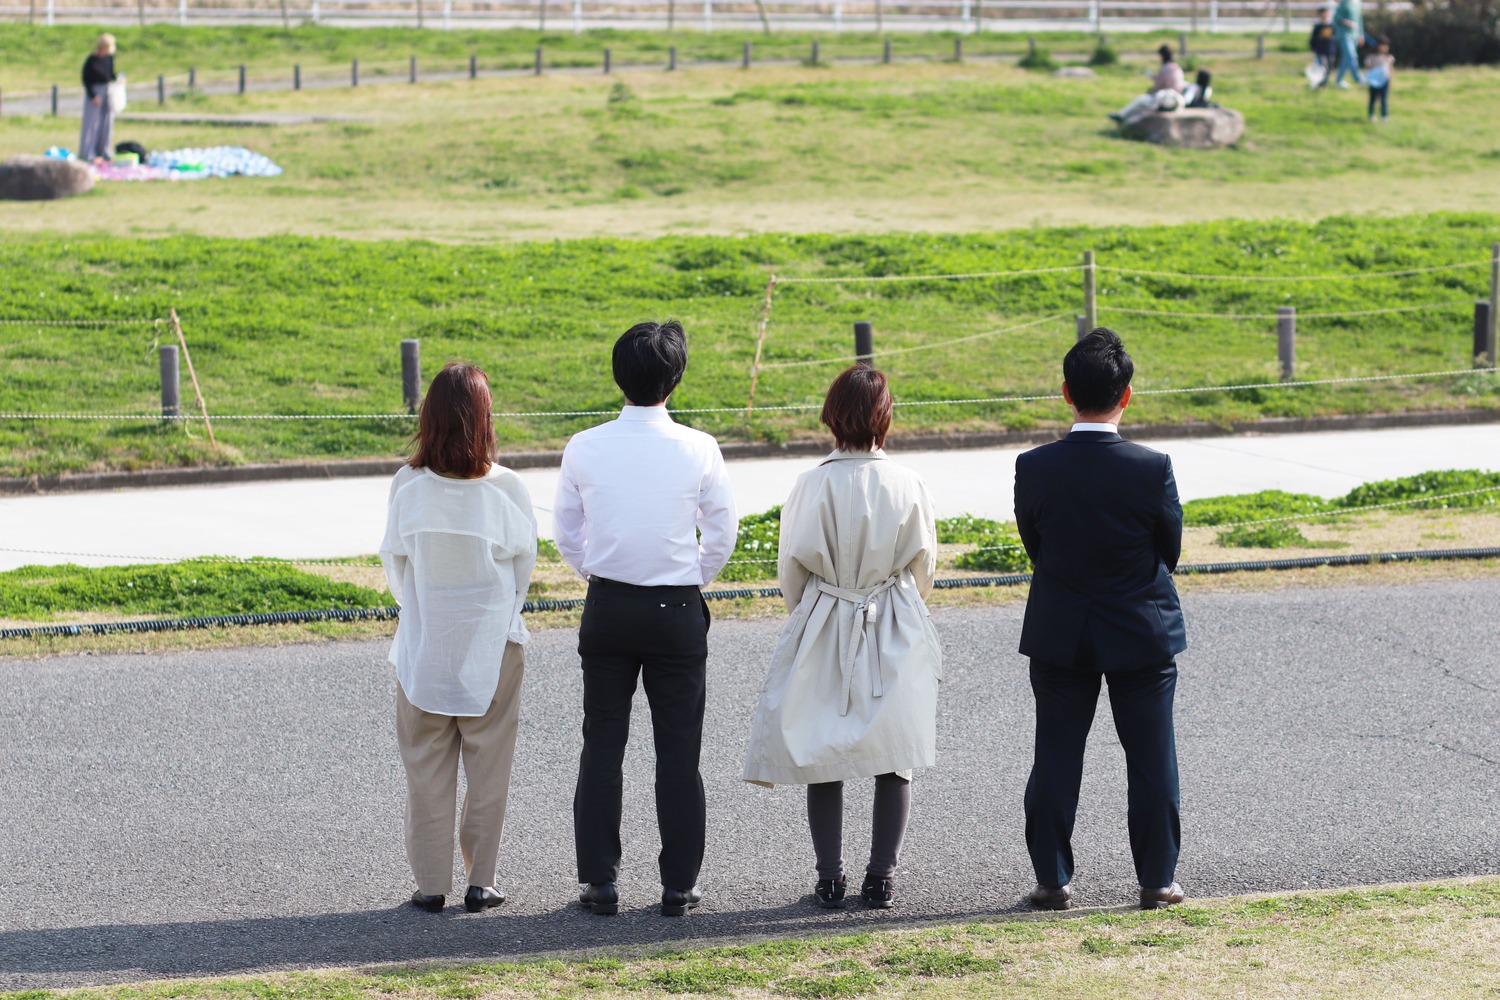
[395,642,525,896]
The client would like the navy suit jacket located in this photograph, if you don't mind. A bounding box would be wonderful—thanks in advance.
[1014,430,1187,671]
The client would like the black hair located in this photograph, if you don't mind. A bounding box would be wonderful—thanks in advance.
[613,319,688,406]
[1158,44,1174,63]
[1196,69,1212,86]
[1063,327,1134,414]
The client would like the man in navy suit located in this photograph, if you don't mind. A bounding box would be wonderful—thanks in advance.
[1013,327,1187,912]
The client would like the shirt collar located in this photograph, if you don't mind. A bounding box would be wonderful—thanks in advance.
[822,447,889,463]
[1070,421,1119,434]
[617,405,674,423]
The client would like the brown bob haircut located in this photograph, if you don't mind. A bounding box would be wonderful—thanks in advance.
[409,362,496,478]
[821,365,893,452]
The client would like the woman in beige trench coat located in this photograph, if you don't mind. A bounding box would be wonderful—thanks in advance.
[742,366,942,910]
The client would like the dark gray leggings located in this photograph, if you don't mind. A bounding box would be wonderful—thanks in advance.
[806,772,911,881]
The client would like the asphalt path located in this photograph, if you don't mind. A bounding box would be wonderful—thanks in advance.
[2,579,1498,988]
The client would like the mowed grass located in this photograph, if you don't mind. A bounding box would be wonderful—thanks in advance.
[1,214,1498,476]
[1,51,1498,240]
[6,878,1498,999]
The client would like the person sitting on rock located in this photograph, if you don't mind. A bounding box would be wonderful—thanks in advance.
[1183,70,1213,108]
[1109,45,1187,126]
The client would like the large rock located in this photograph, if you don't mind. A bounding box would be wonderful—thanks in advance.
[0,155,95,200]
[1121,107,1245,148]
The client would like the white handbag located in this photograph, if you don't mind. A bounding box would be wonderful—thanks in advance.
[107,75,127,113]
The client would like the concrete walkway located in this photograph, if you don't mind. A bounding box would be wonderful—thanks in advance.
[1,423,1496,571]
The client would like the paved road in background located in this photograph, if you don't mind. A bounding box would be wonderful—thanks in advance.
[2,423,1497,571]
[2,580,1497,988]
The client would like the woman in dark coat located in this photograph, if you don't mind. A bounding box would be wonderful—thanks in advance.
[80,34,117,162]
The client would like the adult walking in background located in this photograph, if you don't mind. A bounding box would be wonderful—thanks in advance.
[1014,328,1187,912]
[554,320,737,917]
[743,366,941,911]
[380,362,538,915]
[79,34,118,162]
[1332,0,1365,88]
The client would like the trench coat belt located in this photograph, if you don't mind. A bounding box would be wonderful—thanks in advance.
[816,574,900,717]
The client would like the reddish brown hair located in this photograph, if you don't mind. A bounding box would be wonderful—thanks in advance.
[409,362,495,478]
[821,365,893,452]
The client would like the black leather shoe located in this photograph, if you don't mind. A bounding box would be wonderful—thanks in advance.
[410,890,444,913]
[814,874,847,909]
[464,885,506,913]
[1028,883,1072,911]
[1140,882,1186,909]
[661,885,703,916]
[860,874,895,909]
[579,882,619,915]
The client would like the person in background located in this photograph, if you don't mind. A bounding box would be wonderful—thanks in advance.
[1365,37,1394,121]
[1309,7,1337,88]
[1109,45,1187,125]
[1014,328,1187,913]
[554,320,737,918]
[79,33,117,162]
[1183,70,1213,108]
[1150,43,1186,94]
[380,362,538,915]
[742,365,942,912]
[1331,0,1365,88]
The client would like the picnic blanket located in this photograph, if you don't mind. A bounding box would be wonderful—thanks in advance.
[93,162,194,182]
[147,146,283,178]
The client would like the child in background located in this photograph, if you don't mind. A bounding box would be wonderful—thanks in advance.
[1308,7,1337,88]
[1364,37,1394,121]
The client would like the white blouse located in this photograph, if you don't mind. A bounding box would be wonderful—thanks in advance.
[379,464,538,717]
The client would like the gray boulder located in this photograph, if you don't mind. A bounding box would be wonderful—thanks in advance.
[0,155,95,200]
[1121,107,1245,148]
[1053,66,1096,78]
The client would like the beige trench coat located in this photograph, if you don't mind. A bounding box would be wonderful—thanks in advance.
[742,449,942,787]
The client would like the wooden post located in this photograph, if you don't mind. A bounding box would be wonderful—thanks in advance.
[669,46,678,71]
[157,74,164,105]
[883,37,892,64]
[1256,33,1265,59]
[1083,250,1097,332]
[1076,314,1089,341]
[604,48,612,74]
[294,64,301,90]
[854,321,874,366]
[188,66,196,89]
[535,46,544,75]
[1488,242,1500,367]
[402,339,423,413]
[1180,31,1189,56]
[352,58,359,87]
[51,84,57,116]
[171,309,217,450]
[470,54,478,79]
[239,64,246,94]
[160,345,180,419]
[743,41,751,69]
[954,37,963,62]
[410,55,418,83]
[1277,307,1296,381]
[811,40,820,65]
[744,271,777,417]
[1474,301,1490,368]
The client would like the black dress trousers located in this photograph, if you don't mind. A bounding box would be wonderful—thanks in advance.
[574,576,710,891]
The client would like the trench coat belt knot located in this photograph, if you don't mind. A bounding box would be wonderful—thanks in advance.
[816,574,900,717]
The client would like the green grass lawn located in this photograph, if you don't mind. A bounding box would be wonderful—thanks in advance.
[5,878,1496,999]
[1,47,1497,241]
[0,215,1496,477]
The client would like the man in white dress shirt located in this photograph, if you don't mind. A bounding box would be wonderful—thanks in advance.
[553,320,737,917]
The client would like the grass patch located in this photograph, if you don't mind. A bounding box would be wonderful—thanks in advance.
[8,877,1496,1000]
[0,216,1497,478]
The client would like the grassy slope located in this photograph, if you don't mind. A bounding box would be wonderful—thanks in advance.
[1,54,1498,240]
[4,878,1497,999]
[1,215,1497,476]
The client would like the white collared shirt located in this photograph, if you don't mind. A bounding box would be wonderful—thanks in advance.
[553,406,737,587]
[1070,422,1120,434]
[380,464,538,717]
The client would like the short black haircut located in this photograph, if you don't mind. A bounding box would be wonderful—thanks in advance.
[1064,327,1134,414]
[613,320,688,406]
[1158,44,1174,62]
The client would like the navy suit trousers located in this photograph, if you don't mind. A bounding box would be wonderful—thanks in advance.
[1024,659,1181,889]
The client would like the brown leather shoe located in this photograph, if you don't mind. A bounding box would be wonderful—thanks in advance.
[1027,883,1072,910]
[1139,882,1186,909]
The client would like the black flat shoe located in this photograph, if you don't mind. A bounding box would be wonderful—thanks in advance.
[464,885,506,913]
[410,890,444,913]
[661,885,703,916]
[1028,883,1072,911]
[814,874,847,909]
[579,882,618,915]
[860,874,894,909]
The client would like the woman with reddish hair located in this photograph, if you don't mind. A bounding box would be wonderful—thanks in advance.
[379,362,537,914]
[743,365,942,910]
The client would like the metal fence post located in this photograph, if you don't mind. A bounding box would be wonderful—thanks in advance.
[160,345,181,419]
[352,58,359,87]
[239,64,246,94]
[743,42,752,69]
[854,322,874,366]
[1277,307,1296,380]
[401,340,422,413]
[1083,250,1097,331]
[1475,301,1491,367]
[1076,314,1089,341]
